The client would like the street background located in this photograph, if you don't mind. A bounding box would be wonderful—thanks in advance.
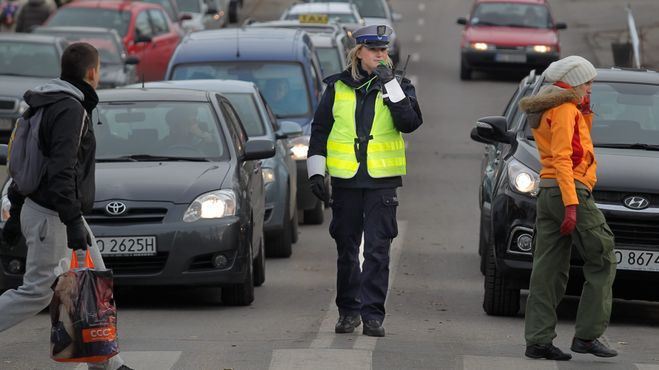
[2,0,659,369]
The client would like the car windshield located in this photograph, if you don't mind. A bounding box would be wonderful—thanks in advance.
[47,8,132,37]
[172,62,311,118]
[45,32,122,64]
[0,41,59,78]
[286,12,358,24]
[309,0,386,18]
[471,3,550,29]
[222,93,267,137]
[175,0,200,13]
[316,47,342,77]
[95,101,228,161]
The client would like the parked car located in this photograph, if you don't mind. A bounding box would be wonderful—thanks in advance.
[33,26,139,89]
[166,27,328,224]
[471,68,659,316]
[128,79,303,258]
[456,0,566,80]
[175,0,227,32]
[0,88,275,305]
[46,0,181,81]
[280,2,364,31]
[0,33,67,143]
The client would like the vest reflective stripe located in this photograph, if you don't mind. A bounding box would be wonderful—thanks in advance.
[327,81,406,179]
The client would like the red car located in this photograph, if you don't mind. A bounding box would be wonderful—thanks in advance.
[47,0,181,82]
[457,0,566,80]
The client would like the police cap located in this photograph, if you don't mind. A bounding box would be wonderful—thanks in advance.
[352,24,393,49]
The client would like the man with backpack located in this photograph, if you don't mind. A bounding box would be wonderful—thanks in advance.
[0,42,132,370]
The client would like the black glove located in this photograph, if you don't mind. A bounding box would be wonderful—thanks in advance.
[65,217,90,251]
[309,175,329,203]
[2,217,22,245]
[374,64,395,84]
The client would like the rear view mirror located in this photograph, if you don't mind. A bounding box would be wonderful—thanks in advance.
[457,17,468,25]
[471,116,515,144]
[244,139,275,160]
[554,22,567,30]
[276,121,302,139]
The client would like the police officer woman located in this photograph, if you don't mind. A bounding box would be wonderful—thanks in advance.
[306,24,422,337]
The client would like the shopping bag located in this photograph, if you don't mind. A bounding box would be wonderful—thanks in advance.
[50,250,119,363]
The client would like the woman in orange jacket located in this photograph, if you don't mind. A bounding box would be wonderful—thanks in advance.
[519,55,617,361]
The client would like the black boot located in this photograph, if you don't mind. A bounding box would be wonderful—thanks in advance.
[571,337,618,357]
[335,314,361,333]
[525,343,572,361]
[362,319,385,337]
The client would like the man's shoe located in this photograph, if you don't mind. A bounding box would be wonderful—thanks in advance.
[525,343,572,361]
[362,319,385,337]
[335,314,361,333]
[571,337,618,357]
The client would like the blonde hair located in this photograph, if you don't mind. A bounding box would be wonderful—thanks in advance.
[346,44,393,81]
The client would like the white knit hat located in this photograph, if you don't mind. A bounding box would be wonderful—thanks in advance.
[543,55,597,86]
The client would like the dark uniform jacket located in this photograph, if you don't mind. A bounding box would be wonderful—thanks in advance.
[308,66,423,189]
[8,77,98,225]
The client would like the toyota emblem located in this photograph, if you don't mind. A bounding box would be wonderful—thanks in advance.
[105,201,127,216]
[623,196,650,210]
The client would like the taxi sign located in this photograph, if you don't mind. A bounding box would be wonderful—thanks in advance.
[299,14,329,24]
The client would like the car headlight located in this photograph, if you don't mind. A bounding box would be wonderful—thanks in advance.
[528,45,553,53]
[183,189,236,222]
[470,42,493,51]
[507,159,539,196]
[289,135,310,161]
[262,168,275,185]
[18,100,28,115]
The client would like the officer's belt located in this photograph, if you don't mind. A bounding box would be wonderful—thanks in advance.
[539,178,589,190]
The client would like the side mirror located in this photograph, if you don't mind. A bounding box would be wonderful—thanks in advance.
[135,35,152,44]
[391,12,402,22]
[457,17,467,25]
[124,55,140,65]
[276,121,303,139]
[244,139,275,160]
[554,22,567,30]
[0,144,7,166]
[472,116,515,144]
[180,13,193,21]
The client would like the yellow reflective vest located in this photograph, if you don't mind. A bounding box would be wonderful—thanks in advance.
[326,81,406,179]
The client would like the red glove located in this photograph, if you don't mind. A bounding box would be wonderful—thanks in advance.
[559,205,577,236]
[579,95,593,115]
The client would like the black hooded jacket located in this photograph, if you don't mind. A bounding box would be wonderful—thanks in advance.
[8,77,98,225]
[308,65,423,188]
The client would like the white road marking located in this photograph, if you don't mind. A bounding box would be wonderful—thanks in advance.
[462,355,559,370]
[411,53,420,62]
[417,18,425,26]
[418,3,426,12]
[269,349,371,370]
[414,34,423,43]
[74,351,182,370]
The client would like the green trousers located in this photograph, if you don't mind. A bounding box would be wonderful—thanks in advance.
[525,187,617,345]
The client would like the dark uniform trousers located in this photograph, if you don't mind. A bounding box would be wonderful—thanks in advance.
[525,187,617,345]
[330,187,399,321]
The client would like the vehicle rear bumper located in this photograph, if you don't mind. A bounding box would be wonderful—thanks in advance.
[462,50,559,72]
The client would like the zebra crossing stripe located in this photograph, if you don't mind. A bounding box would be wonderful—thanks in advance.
[269,349,371,370]
[74,351,182,370]
[462,355,558,370]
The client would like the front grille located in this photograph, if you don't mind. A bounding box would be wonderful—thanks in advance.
[594,191,659,207]
[495,46,524,51]
[104,253,168,274]
[607,216,659,248]
[86,207,168,225]
[0,99,16,111]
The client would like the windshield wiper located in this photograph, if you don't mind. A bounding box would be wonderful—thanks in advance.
[595,143,659,151]
[97,154,211,162]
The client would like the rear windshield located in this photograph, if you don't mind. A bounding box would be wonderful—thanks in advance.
[222,93,267,137]
[171,62,312,118]
[47,8,132,37]
[95,101,228,161]
[471,3,550,29]
[0,41,59,78]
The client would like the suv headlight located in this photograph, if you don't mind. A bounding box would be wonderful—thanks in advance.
[183,189,236,222]
[507,159,539,196]
[289,135,310,161]
[262,168,275,185]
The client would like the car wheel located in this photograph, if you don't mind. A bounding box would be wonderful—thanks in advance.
[291,205,299,244]
[253,239,266,287]
[479,214,488,275]
[222,242,255,306]
[304,198,324,225]
[483,245,520,316]
[266,192,293,258]
[460,58,472,80]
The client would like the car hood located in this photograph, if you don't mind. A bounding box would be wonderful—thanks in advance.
[95,162,230,203]
[0,75,53,99]
[465,26,557,46]
[515,139,659,193]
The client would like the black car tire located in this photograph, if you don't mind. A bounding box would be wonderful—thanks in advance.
[253,239,266,287]
[291,206,299,244]
[304,198,324,225]
[460,58,472,81]
[222,240,255,306]
[479,216,488,275]
[266,192,293,258]
[483,246,520,316]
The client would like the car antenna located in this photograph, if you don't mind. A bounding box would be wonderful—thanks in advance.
[236,27,241,58]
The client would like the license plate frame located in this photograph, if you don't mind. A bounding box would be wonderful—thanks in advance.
[614,249,659,271]
[96,236,157,257]
[495,52,527,63]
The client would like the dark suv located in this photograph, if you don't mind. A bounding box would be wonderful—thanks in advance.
[471,68,659,316]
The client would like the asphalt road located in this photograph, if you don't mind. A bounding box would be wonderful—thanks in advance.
[2,0,659,369]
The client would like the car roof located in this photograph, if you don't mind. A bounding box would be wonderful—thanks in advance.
[173,28,310,63]
[61,0,158,11]
[286,2,355,14]
[595,68,659,84]
[0,33,62,43]
[98,88,210,102]
[249,20,341,33]
[309,33,336,47]
[34,26,117,35]
[475,0,547,4]
[128,80,259,94]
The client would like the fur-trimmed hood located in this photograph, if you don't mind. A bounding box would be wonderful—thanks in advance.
[518,85,580,128]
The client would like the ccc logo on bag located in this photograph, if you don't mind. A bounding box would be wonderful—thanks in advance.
[82,326,117,343]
